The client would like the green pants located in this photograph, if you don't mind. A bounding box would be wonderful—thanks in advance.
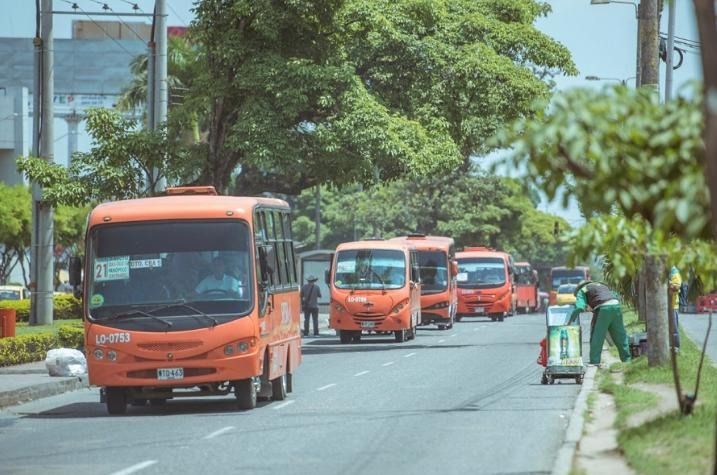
[590,305,631,364]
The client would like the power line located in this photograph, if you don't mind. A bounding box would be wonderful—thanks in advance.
[96,0,148,41]
[166,2,188,27]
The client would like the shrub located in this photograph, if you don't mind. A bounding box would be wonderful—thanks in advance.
[58,326,84,349]
[0,294,82,322]
[0,333,57,366]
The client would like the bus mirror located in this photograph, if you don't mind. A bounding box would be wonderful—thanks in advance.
[69,257,83,287]
[324,269,330,285]
[451,261,458,276]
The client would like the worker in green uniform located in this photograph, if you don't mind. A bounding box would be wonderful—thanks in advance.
[568,281,631,365]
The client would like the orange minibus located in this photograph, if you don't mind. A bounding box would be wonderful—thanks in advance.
[70,186,301,414]
[456,247,515,322]
[328,240,421,343]
[390,235,457,330]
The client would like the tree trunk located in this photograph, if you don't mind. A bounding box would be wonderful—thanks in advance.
[645,254,669,366]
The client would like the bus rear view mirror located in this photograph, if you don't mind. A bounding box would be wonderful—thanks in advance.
[324,269,330,285]
[451,261,458,276]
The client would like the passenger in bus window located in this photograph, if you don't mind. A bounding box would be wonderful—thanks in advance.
[195,257,244,297]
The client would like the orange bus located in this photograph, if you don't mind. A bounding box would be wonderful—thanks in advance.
[328,240,421,343]
[549,266,590,305]
[390,235,457,330]
[69,186,301,414]
[514,261,539,313]
[456,247,515,322]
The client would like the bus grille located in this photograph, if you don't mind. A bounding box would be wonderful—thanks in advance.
[138,341,203,352]
[127,367,217,379]
[353,313,385,319]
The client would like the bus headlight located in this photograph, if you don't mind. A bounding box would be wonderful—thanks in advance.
[392,299,409,314]
[238,342,249,353]
[107,350,118,361]
[425,301,449,310]
[224,344,235,355]
[93,348,104,360]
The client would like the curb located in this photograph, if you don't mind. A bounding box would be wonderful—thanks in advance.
[0,376,88,409]
[551,365,597,475]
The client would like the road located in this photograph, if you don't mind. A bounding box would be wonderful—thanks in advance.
[681,312,717,364]
[0,313,581,475]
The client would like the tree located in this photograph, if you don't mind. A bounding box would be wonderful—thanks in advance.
[186,0,576,194]
[499,85,711,367]
[17,108,196,206]
[0,184,31,285]
[53,205,90,287]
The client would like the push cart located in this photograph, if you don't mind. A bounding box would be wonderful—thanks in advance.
[541,304,585,385]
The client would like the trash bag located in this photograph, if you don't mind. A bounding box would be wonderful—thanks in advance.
[45,348,87,377]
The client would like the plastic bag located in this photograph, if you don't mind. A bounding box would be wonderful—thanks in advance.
[45,348,87,377]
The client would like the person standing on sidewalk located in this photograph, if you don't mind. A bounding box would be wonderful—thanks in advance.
[568,281,631,365]
[669,266,683,351]
[301,275,321,337]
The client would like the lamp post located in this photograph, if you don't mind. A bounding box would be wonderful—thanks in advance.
[585,75,638,86]
[590,0,641,87]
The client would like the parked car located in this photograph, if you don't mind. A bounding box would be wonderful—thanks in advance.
[555,284,577,306]
[0,285,27,300]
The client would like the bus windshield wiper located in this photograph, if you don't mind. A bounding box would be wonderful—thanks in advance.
[105,310,173,328]
[147,302,219,327]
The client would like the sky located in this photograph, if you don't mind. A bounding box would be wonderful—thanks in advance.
[1,0,704,227]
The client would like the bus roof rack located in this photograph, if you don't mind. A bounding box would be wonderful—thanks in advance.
[165,186,218,196]
[407,233,426,239]
[463,246,494,252]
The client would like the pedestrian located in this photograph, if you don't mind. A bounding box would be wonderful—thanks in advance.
[669,266,683,351]
[301,275,321,337]
[568,281,631,365]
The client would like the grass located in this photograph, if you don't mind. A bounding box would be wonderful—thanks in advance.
[15,319,83,336]
[597,307,717,474]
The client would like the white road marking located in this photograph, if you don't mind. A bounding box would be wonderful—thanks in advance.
[403,352,416,358]
[273,400,295,410]
[354,370,370,376]
[317,383,337,391]
[450,334,458,338]
[203,426,235,440]
[438,339,446,343]
[382,361,395,367]
[110,461,158,475]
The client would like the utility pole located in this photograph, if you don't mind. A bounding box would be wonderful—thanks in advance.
[664,0,676,101]
[314,186,321,250]
[31,0,55,325]
[639,0,660,89]
[29,3,42,325]
[149,0,167,193]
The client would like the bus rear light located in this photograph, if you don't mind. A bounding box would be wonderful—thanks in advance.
[392,299,409,314]
[107,350,118,361]
[93,349,104,360]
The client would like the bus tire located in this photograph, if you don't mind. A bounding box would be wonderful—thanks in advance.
[339,330,352,344]
[455,316,462,322]
[149,398,167,407]
[106,388,127,415]
[271,373,287,401]
[498,314,505,322]
[394,330,406,343]
[438,324,446,331]
[286,371,293,393]
[235,378,257,410]
[129,398,147,407]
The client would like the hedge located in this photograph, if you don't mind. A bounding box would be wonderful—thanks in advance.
[0,294,82,322]
[0,325,84,367]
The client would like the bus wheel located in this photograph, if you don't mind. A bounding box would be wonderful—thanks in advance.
[106,388,127,415]
[339,330,352,344]
[235,379,257,410]
[129,398,147,407]
[271,373,287,401]
[352,331,362,342]
[498,314,505,322]
[149,398,167,407]
[455,316,463,322]
[394,330,406,343]
[286,372,293,393]
[438,324,446,331]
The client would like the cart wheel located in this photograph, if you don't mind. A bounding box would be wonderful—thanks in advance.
[541,374,548,385]
[548,375,555,385]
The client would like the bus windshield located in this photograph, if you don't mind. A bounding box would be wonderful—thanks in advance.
[551,270,585,289]
[334,249,406,290]
[417,250,448,294]
[457,257,506,289]
[515,265,534,285]
[87,220,254,327]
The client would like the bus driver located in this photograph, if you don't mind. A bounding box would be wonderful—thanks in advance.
[195,257,244,298]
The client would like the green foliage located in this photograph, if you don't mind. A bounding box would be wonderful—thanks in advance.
[17,109,194,206]
[0,294,82,323]
[0,333,57,367]
[0,184,31,285]
[292,168,569,270]
[57,325,84,349]
[185,0,575,194]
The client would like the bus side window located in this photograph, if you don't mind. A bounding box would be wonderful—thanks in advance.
[282,212,297,286]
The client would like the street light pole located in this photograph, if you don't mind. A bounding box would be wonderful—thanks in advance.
[590,0,640,87]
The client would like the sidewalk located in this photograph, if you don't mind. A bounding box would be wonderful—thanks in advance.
[0,313,333,410]
[680,312,717,364]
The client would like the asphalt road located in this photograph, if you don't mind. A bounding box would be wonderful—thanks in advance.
[681,312,717,364]
[0,313,581,475]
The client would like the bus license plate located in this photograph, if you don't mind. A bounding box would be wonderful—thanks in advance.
[360,321,375,328]
[473,307,485,314]
[157,368,184,380]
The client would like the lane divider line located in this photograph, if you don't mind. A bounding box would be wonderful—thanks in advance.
[317,383,337,391]
[110,460,158,475]
[438,339,446,343]
[403,352,416,358]
[354,370,370,377]
[382,361,395,367]
[203,426,235,440]
[450,334,458,338]
[273,400,295,410]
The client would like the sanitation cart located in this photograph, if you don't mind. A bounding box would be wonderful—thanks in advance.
[541,305,585,385]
